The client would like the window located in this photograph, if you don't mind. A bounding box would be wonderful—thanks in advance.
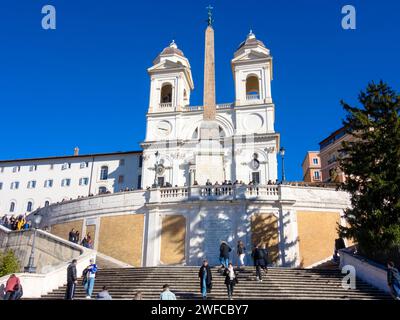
[246,75,260,99]
[157,176,165,187]
[138,155,143,168]
[27,180,37,189]
[10,181,19,190]
[137,175,142,189]
[9,202,15,212]
[29,165,37,172]
[160,83,172,103]
[61,163,71,170]
[80,162,89,169]
[12,166,20,173]
[98,186,107,194]
[251,172,260,184]
[313,158,319,165]
[44,201,50,207]
[44,179,53,188]
[61,178,71,187]
[49,164,54,170]
[0,182,2,190]
[27,201,33,212]
[100,166,108,180]
[314,171,321,180]
[118,175,124,184]
[119,159,125,166]
[79,177,89,186]
[0,167,4,173]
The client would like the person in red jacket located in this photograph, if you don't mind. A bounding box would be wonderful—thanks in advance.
[4,274,22,300]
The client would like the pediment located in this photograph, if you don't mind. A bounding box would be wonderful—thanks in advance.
[148,59,185,72]
[232,50,270,63]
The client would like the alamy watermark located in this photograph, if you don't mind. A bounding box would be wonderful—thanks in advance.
[342,5,356,30]
[341,265,356,290]
[41,5,56,30]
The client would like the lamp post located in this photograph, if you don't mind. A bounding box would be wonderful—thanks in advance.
[24,214,43,273]
[153,151,160,188]
[279,147,286,183]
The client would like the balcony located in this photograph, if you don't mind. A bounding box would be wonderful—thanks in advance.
[159,102,173,110]
[148,184,280,204]
[246,93,260,101]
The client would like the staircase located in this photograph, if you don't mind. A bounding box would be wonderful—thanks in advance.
[41,266,391,300]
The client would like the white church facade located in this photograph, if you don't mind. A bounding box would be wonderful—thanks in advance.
[1,21,352,269]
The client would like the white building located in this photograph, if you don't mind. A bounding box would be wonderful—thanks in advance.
[142,31,278,188]
[0,149,142,215]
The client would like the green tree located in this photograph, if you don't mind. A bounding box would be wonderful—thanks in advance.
[0,250,20,277]
[338,81,400,263]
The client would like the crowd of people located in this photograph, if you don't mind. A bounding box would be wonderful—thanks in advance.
[0,215,30,231]
[68,229,94,249]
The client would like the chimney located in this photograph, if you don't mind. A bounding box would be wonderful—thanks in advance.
[73,147,79,156]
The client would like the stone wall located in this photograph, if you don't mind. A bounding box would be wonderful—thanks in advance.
[160,215,186,265]
[251,213,279,264]
[97,214,144,266]
[296,211,340,267]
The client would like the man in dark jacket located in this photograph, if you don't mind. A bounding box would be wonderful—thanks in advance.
[252,245,266,282]
[65,259,78,300]
[387,261,400,300]
[68,228,76,243]
[198,260,212,299]
[219,241,231,269]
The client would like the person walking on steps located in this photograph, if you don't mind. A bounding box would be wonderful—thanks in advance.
[237,240,246,269]
[160,284,176,300]
[83,259,98,299]
[199,259,213,300]
[65,259,78,300]
[252,244,266,282]
[219,241,231,270]
[387,261,400,300]
[224,263,238,300]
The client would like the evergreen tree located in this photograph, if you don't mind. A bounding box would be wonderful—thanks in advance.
[338,81,400,262]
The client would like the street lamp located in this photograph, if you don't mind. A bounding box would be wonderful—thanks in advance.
[24,214,43,273]
[153,151,160,188]
[279,147,286,183]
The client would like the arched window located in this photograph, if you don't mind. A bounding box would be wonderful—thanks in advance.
[246,75,260,100]
[160,84,172,103]
[98,186,107,194]
[44,200,50,207]
[9,201,15,212]
[27,201,33,212]
[100,166,108,180]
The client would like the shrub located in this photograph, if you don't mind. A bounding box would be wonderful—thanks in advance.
[0,250,21,277]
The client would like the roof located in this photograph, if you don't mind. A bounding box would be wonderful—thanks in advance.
[319,126,348,150]
[0,150,142,164]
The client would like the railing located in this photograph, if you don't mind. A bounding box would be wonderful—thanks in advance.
[149,185,280,203]
[159,102,173,109]
[182,103,234,112]
[246,94,260,100]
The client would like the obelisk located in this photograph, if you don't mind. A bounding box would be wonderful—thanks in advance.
[203,24,216,121]
[195,6,225,185]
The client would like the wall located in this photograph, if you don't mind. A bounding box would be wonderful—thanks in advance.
[97,214,144,266]
[50,219,84,242]
[160,215,186,265]
[297,211,341,267]
[251,213,279,264]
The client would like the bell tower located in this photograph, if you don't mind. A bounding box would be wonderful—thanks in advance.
[147,41,194,113]
[231,31,273,106]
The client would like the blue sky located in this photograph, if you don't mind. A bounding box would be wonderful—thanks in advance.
[0,0,399,181]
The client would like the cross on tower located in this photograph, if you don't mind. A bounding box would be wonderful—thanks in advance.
[206,5,214,26]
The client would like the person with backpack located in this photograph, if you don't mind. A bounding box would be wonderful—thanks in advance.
[3,274,22,300]
[219,241,231,269]
[198,259,212,300]
[387,261,400,300]
[83,259,98,299]
[65,259,78,300]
